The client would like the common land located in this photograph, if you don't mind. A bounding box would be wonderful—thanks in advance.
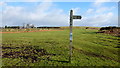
[1,27,119,66]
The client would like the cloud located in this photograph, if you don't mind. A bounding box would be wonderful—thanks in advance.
[1,2,117,27]
[4,0,119,2]
[86,8,94,14]
[96,6,116,13]
[2,2,69,27]
[94,0,119,2]
[72,8,81,14]
[93,0,119,7]
[74,12,117,27]
[0,11,2,26]
[0,2,6,6]
[73,1,118,27]
[4,0,53,2]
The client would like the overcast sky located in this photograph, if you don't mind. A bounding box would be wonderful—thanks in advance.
[0,0,119,27]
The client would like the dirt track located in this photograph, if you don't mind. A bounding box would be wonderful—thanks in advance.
[0,30,63,33]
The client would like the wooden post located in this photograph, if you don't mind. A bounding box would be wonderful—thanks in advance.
[69,10,82,62]
[69,10,73,62]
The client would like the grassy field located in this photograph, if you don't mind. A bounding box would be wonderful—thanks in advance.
[1,28,120,66]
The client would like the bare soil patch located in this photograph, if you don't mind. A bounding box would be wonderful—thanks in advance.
[2,46,58,63]
[97,27,120,37]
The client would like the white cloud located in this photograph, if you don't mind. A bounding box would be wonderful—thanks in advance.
[0,2,6,6]
[74,12,117,27]
[4,0,53,2]
[2,2,69,27]
[76,1,118,27]
[0,2,4,6]
[72,8,81,14]
[1,2,117,27]
[94,0,118,2]
[93,0,119,8]
[4,0,119,2]
[93,0,118,7]
[0,11,2,26]
[86,9,94,14]
[96,6,116,13]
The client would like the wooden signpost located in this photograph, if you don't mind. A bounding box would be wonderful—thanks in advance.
[69,10,82,62]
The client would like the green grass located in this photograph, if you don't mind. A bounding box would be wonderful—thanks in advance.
[1,28,120,66]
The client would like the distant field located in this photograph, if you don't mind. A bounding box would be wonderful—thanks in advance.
[0,27,99,32]
[1,27,120,66]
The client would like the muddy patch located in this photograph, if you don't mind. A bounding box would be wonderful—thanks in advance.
[2,46,57,63]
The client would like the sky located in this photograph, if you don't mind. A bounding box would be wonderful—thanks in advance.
[0,0,119,27]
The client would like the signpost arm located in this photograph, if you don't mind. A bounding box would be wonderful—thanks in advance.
[69,10,73,62]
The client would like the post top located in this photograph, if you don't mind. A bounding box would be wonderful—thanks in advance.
[70,10,73,12]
